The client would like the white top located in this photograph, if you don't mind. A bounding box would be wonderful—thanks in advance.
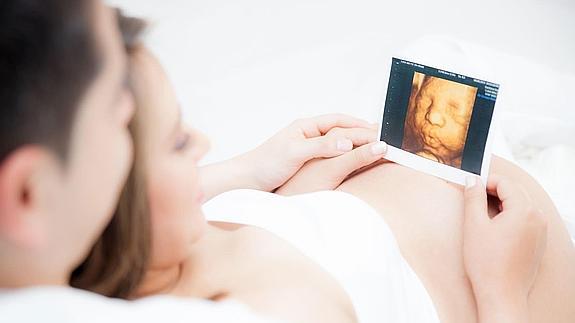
[0,189,441,323]
[203,189,440,323]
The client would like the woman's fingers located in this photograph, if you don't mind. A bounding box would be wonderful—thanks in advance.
[323,141,388,177]
[487,176,534,219]
[473,176,547,232]
[278,139,387,195]
[295,114,373,138]
[467,176,530,221]
[296,127,378,159]
[326,127,378,146]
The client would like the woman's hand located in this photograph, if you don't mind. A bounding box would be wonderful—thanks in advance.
[199,114,377,201]
[237,114,379,192]
[275,127,388,196]
[463,176,548,323]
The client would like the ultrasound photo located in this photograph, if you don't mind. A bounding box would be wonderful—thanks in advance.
[380,58,499,185]
[402,72,477,169]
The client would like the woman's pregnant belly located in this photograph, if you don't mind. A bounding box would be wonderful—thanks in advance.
[339,158,575,323]
[336,162,478,323]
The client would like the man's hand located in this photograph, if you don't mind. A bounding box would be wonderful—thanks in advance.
[463,176,548,323]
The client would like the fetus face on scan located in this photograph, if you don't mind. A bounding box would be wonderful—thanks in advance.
[402,73,477,168]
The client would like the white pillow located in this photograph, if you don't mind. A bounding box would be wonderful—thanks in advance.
[0,286,280,323]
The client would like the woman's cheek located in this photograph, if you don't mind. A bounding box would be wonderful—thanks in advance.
[160,161,205,240]
[147,169,196,266]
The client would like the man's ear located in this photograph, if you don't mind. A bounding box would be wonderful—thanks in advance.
[0,146,52,249]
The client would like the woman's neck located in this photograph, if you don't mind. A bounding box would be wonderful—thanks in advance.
[132,264,184,298]
[132,227,221,299]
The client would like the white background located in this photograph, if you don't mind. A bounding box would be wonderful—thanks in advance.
[108,0,575,163]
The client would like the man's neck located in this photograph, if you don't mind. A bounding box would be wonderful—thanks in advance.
[131,230,217,299]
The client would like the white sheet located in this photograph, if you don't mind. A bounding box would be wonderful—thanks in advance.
[0,286,281,323]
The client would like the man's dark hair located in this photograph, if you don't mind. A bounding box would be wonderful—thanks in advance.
[0,0,101,164]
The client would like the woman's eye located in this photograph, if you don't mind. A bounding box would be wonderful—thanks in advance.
[174,133,191,151]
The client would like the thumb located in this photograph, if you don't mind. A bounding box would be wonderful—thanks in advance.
[328,141,388,175]
[294,127,378,160]
[463,176,489,226]
[316,141,387,183]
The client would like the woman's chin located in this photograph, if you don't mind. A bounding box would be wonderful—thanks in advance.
[189,210,208,244]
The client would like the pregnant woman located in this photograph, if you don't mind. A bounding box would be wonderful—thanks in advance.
[73,16,575,323]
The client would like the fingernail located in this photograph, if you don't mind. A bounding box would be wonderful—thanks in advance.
[337,139,353,151]
[465,176,477,189]
[370,141,387,155]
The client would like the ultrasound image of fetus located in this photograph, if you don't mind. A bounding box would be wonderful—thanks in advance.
[402,72,477,168]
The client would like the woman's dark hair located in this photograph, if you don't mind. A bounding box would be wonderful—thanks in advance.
[70,12,150,299]
[0,0,100,164]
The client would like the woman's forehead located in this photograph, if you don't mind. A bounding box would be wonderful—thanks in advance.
[130,49,180,144]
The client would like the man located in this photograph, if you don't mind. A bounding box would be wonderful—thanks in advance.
[0,0,134,287]
[0,1,277,322]
[0,1,559,323]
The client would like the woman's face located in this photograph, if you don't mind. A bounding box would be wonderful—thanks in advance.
[129,48,210,269]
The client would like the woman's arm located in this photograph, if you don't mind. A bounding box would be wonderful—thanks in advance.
[199,114,376,201]
[463,176,548,323]
[199,154,263,202]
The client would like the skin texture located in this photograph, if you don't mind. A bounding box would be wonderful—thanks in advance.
[128,48,357,323]
[200,117,376,202]
[463,176,548,323]
[277,139,555,323]
[127,47,210,275]
[275,131,387,195]
[123,45,574,323]
[0,1,134,287]
[335,156,575,323]
[402,73,477,168]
